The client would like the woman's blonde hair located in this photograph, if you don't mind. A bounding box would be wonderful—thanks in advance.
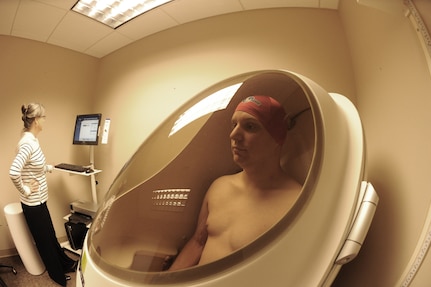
[21,103,45,131]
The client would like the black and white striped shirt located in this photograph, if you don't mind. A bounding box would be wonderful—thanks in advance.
[9,132,49,206]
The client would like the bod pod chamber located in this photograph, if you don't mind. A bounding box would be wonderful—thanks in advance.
[77,70,378,287]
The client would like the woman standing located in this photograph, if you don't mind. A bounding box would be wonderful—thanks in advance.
[9,103,77,286]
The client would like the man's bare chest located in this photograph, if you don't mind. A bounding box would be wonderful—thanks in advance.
[206,197,287,250]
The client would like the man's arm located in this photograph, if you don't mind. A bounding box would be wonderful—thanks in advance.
[168,196,209,271]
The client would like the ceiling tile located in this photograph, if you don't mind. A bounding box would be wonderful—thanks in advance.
[240,0,320,10]
[320,0,339,9]
[116,8,179,40]
[0,0,20,35]
[85,31,134,58]
[48,11,112,52]
[12,0,67,42]
[162,0,244,24]
[0,0,341,58]
[34,0,76,10]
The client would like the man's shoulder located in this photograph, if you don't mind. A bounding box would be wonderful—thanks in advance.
[212,171,241,185]
[207,172,242,196]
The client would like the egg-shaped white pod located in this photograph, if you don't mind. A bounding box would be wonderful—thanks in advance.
[76,70,376,287]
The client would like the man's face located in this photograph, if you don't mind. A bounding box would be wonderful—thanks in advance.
[230,111,279,167]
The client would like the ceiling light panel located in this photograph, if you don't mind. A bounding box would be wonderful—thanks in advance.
[72,0,173,29]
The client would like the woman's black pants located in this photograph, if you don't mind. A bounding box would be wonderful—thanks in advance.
[21,202,74,286]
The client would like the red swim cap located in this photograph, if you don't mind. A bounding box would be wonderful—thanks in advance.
[235,95,287,145]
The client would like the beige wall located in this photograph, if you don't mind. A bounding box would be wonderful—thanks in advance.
[335,0,431,286]
[0,36,99,252]
[1,1,431,286]
[93,8,355,198]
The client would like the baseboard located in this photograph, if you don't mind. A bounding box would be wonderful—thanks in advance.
[0,248,18,258]
[0,236,69,259]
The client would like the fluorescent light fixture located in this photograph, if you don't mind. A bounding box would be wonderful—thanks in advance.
[72,0,173,29]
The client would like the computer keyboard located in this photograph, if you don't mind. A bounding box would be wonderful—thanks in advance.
[55,163,88,173]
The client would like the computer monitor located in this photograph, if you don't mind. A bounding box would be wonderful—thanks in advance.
[73,114,102,145]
